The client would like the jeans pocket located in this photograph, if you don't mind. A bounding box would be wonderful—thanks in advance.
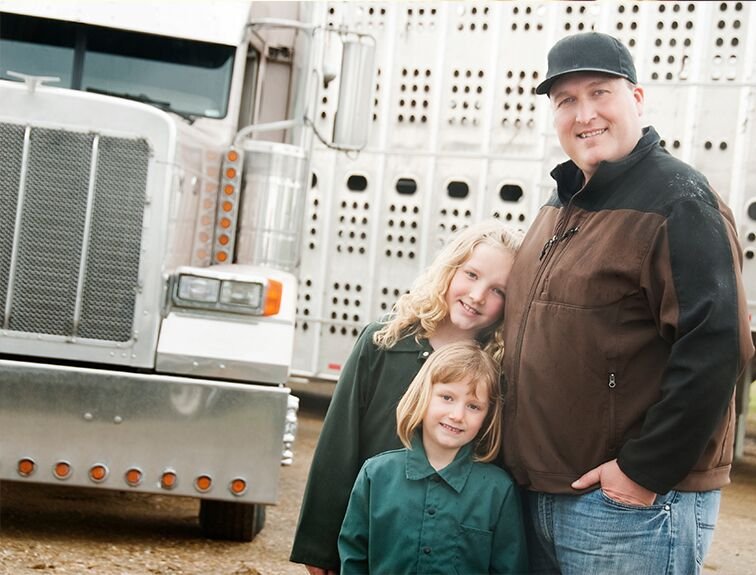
[568,490,673,574]
[599,488,674,511]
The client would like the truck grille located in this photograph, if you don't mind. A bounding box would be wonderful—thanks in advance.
[0,123,150,342]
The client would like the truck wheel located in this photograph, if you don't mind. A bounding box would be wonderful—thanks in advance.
[199,500,266,542]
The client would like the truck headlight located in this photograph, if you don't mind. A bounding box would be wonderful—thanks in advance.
[220,281,262,307]
[172,272,282,316]
[177,275,220,303]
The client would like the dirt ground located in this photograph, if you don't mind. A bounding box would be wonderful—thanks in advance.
[0,391,755,574]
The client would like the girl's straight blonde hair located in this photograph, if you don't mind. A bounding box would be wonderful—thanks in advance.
[373,219,523,364]
[396,340,503,463]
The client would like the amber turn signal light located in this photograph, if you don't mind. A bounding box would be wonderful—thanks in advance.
[161,470,178,490]
[89,464,108,483]
[125,468,143,487]
[17,458,35,477]
[195,475,212,493]
[229,478,247,496]
[53,461,72,480]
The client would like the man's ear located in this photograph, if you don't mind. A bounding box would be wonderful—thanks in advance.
[632,85,644,116]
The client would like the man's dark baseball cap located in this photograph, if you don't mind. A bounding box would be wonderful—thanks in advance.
[536,32,637,96]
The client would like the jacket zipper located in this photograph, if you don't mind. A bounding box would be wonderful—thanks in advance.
[539,225,581,261]
[508,201,580,475]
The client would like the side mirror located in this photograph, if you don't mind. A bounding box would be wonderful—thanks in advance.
[332,37,376,150]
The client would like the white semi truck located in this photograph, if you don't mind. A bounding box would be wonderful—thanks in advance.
[0,0,373,541]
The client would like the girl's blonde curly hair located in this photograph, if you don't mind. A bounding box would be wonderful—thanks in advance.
[373,219,523,364]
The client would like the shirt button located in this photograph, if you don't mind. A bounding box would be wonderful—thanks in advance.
[427,508,436,516]
[421,351,429,358]
[423,547,432,555]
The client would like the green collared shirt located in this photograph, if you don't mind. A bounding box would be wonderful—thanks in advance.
[290,322,433,570]
[338,435,528,574]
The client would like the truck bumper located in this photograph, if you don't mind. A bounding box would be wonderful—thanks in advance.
[0,359,289,503]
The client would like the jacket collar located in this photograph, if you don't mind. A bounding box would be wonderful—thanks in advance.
[387,331,433,362]
[551,125,660,204]
[405,433,474,493]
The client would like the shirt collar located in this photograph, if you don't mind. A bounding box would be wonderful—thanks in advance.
[405,433,474,494]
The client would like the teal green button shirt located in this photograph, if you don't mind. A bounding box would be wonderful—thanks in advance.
[338,435,528,574]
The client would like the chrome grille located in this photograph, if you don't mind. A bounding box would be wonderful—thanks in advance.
[0,124,25,313]
[0,123,149,342]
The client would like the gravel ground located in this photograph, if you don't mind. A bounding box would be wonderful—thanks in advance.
[0,392,754,574]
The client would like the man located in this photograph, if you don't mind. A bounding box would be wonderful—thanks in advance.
[502,32,754,574]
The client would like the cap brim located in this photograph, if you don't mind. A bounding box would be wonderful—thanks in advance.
[536,69,633,96]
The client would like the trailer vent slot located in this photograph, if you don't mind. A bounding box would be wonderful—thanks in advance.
[499,184,524,203]
[347,174,368,191]
[396,178,417,195]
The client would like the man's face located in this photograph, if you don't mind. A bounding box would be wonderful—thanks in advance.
[550,73,644,182]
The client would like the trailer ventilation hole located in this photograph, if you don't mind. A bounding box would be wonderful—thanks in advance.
[347,174,368,191]
[447,181,469,199]
[396,178,417,195]
[499,184,524,202]
[747,201,756,221]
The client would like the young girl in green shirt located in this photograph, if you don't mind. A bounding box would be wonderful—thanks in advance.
[290,220,523,574]
[338,341,527,574]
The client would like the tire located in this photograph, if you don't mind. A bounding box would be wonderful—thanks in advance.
[199,500,266,542]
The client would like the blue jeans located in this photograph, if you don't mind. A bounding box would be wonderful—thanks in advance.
[524,488,721,575]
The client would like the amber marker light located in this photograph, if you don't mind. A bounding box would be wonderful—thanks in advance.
[161,470,178,490]
[263,280,283,316]
[224,184,235,195]
[216,251,228,263]
[53,461,72,480]
[89,464,108,483]
[195,475,212,493]
[125,468,143,487]
[17,458,35,477]
[219,234,230,246]
[220,217,231,229]
[229,477,247,496]
[225,167,236,179]
[227,150,239,162]
[222,201,233,212]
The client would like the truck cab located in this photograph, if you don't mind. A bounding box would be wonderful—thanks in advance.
[0,0,370,541]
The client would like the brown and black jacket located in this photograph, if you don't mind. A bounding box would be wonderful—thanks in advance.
[502,126,754,495]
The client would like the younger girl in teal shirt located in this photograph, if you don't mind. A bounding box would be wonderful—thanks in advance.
[338,341,528,574]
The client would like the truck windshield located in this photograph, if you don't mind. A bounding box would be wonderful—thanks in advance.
[0,12,235,119]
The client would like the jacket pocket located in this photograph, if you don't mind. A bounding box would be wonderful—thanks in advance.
[607,372,618,455]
